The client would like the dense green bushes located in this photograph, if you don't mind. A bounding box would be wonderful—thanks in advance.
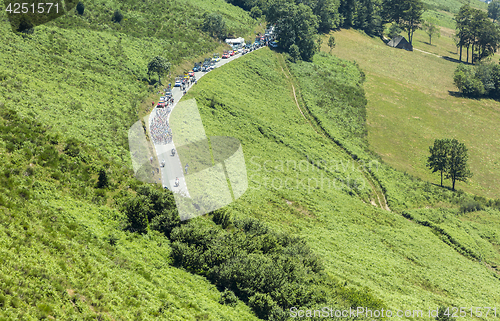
[453,63,500,98]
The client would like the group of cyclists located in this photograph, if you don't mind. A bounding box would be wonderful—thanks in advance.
[150,107,172,145]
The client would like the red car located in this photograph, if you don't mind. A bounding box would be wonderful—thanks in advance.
[157,101,166,108]
[222,51,230,59]
[188,70,195,77]
[229,51,235,56]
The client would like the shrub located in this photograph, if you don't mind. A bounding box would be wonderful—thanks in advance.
[76,2,84,15]
[248,293,277,319]
[202,13,227,39]
[459,199,483,214]
[112,10,124,23]
[64,138,80,157]
[289,44,300,62]
[212,208,232,228]
[123,195,150,233]
[436,306,452,320]
[220,288,238,307]
[97,168,109,188]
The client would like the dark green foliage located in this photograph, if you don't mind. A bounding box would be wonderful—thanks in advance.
[166,216,376,320]
[248,293,277,319]
[97,168,109,188]
[458,199,483,214]
[453,64,485,97]
[202,13,228,39]
[250,6,262,19]
[427,138,450,187]
[289,44,300,62]
[211,208,232,228]
[112,10,124,23]
[382,0,424,44]
[341,0,383,36]
[327,35,336,53]
[388,23,402,38]
[266,1,318,61]
[220,288,238,306]
[427,138,472,190]
[488,0,500,22]
[64,138,80,158]
[123,195,150,233]
[455,5,500,63]
[147,56,171,85]
[76,2,85,15]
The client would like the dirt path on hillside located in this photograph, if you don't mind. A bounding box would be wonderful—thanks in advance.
[277,53,390,211]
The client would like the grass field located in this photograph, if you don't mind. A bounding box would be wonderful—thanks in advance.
[326,29,500,199]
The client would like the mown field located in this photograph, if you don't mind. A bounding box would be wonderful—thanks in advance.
[183,48,500,319]
[326,28,500,199]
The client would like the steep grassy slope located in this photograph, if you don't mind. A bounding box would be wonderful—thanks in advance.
[184,48,500,318]
[0,109,261,320]
[0,0,257,166]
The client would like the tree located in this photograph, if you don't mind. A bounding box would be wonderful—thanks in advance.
[422,18,440,45]
[202,13,227,39]
[250,6,262,19]
[147,56,171,85]
[455,5,473,63]
[112,10,123,23]
[316,36,323,52]
[446,139,472,190]
[267,1,318,61]
[427,138,450,187]
[488,0,500,22]
[383,0,424,45]
[388,23,402,38]
[76,2,84,15]
[289,44,300,62]
[453,64,485,97]
[327,35,336,53]
[313,0,341,32]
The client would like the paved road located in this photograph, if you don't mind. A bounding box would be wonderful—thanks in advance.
[149,48,261,195]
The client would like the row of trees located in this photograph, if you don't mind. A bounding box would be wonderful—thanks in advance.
[455,4,500,64]
[427,139,472,190]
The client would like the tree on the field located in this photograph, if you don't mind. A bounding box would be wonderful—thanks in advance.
[488,0,500,22]
[446,139,472,190]
[202,13,227,39]
[112,10,123,23]
[328,35,336,53]
[313,0,341,32]
[453,64,485,97]
[427,138,450,187]
[76,2,84,15]
[383,0,424,44]
[422,18,440,45]
[147,56,171,85]
[455,4,473,63]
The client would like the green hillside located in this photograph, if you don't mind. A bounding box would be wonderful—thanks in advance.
[1,0,500,319]
[184,48,500,318]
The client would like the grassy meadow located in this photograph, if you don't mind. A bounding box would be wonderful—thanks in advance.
[326,29,500,199]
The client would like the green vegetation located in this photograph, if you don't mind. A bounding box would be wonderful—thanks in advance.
[454,62,500,98]
[147,56,171,85]
[0,108,262,320]
[455,4,500,64]
[183,48,500,317]
[329,28,500,198]
[427,139,472,190]
[0,0,257,165]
